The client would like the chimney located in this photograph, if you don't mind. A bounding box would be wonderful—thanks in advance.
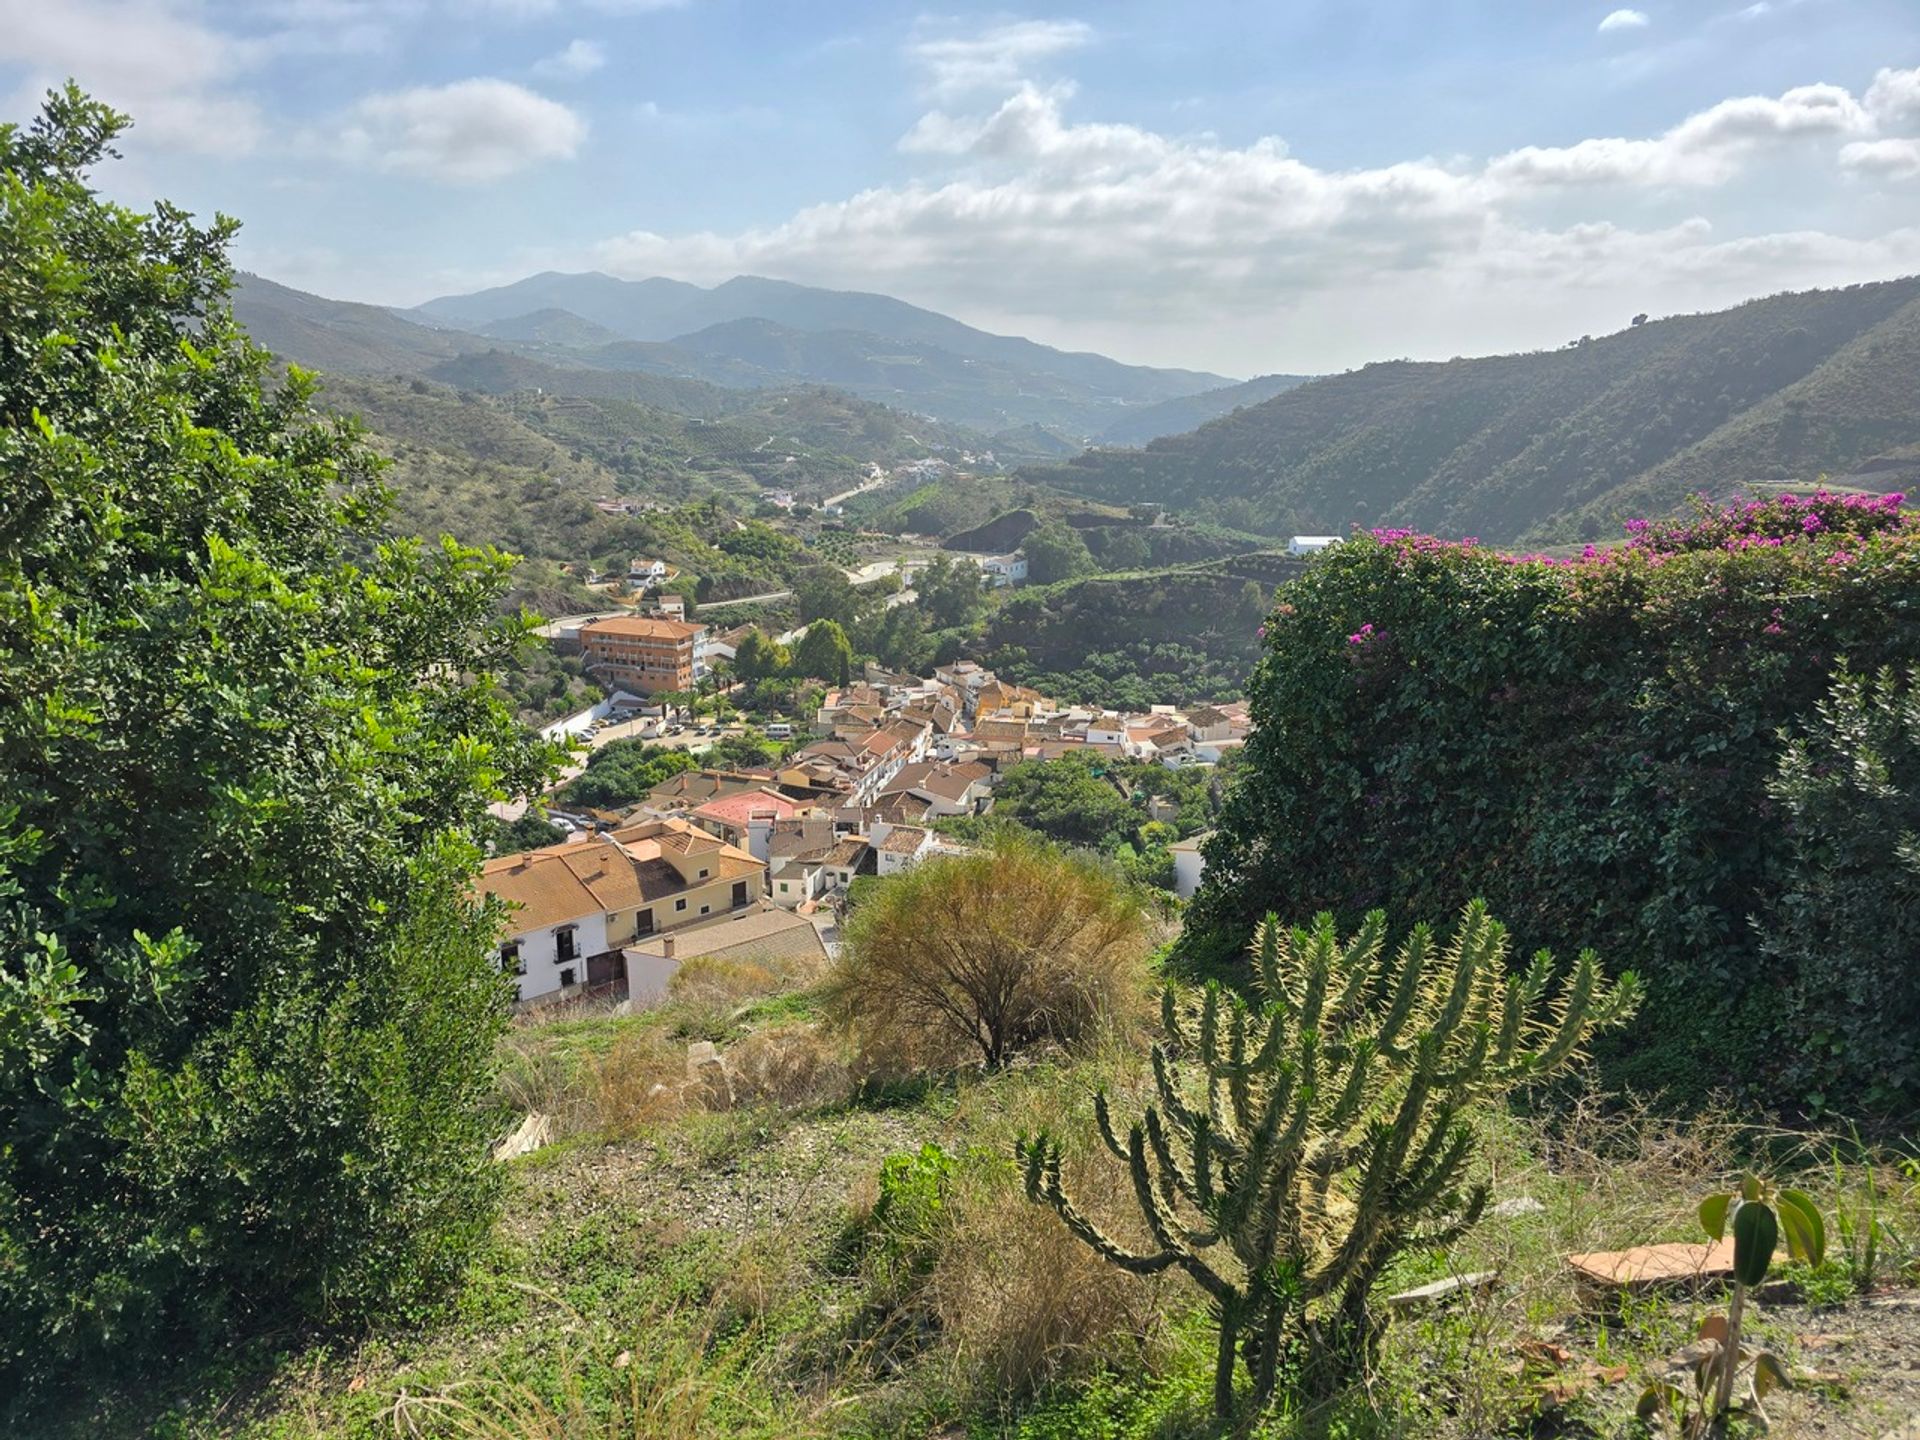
[661,935,675,959]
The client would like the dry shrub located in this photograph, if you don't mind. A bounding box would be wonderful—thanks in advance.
[668,955,783,1006]
[588,1027,689,1135]
[491,1033,580,1129]
[824,832,1152,1073]
[663,949,825,1035]
[927,1156,1168,1402]
[725,1023,854,1110]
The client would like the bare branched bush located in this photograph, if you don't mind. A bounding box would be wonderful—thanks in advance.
[824,833,1151,1072]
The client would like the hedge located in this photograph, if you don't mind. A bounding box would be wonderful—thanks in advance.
[1186,493,1920,1114]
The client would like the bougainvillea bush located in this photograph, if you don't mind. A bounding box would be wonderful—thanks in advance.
[1187,491,1920,1114]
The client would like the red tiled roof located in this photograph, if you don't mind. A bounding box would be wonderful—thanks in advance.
[692,789,803,828]
[581,616,704,641]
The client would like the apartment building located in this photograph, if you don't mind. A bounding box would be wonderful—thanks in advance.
[578,615,707,695]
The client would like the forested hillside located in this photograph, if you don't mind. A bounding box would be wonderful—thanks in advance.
[1036,277,1920,542]
[975,567,1277,706]
[320,375,872,603]
[1096,371,1315,446]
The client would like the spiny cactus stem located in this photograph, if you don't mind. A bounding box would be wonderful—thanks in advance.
[1093,1091,1130,1162]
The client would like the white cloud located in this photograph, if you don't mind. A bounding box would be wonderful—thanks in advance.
[336,79,587,183]
[908,19,1092,98]
[533,38,606,78]
[1486,83,1869,187]
[1597,8,1651,32]
[449,0,687,16]
[1841,137,1920,181]
[0,0,263,154]
[1864,66,1920,128]
[583,74,1920,373]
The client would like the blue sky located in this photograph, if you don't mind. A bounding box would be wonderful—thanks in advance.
[4,0,1918,374]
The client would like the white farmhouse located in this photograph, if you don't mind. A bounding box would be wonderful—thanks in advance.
[1287,536,1341,557]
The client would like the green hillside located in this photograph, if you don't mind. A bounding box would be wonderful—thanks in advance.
[233,274,486,375]
[1034,277,1920,543]
[1096,372,1315,446]
[973,565,1283,706]
[324,375,867,601]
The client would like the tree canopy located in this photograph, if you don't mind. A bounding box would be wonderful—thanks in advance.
[556,738,696,810]
[791,617,855,685]
[1021,523,1097,585]
[0,88,553,1404]
[914,551,988,629]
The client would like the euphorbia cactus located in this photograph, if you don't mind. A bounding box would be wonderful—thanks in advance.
[1017,901,1641,1418]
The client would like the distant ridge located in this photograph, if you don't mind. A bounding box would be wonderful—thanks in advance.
[411,270,1229,433]
[1032,276,1920,543]
[476,307,627,349]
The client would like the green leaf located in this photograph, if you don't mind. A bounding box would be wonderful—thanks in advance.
[1733,1200,1779,1288]
[1699,1191,1732,1240]
[1776,1188,1826,1267]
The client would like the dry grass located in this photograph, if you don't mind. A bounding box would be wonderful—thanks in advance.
[384,1296,827,1440]
[586,1027,690,1135]
[928,1156,1171,1403]
[664,950,825,1035]
[725,1022,854,1110]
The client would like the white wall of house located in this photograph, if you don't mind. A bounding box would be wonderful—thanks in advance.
[877,838,933,875]
[624,949,683,1007]
[539,690,638,743]
[501,910,612,1003]
[1172,844,1208,899]
[770,862,824,908]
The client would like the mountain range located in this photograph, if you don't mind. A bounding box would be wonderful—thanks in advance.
[1029,276,1920,544]
[232,271,1238,441]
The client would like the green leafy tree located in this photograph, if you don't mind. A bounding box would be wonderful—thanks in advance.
[1191,521,1920,1112]
[853,601,931,674]
[706,731,782,770]
[557,739,696,810]
[915,551,988,629]
[995,750,1137,850]
[1022,523,1097,585]
[791,618,855,685]
[795,564,872,629]
[1098,529,1152,571]
[490,809,568,852]
[1761,663,1920,1110]
[730,627,789,684]
[0,89,554,1403]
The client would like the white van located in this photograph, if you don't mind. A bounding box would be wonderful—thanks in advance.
[765,722,793,740]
